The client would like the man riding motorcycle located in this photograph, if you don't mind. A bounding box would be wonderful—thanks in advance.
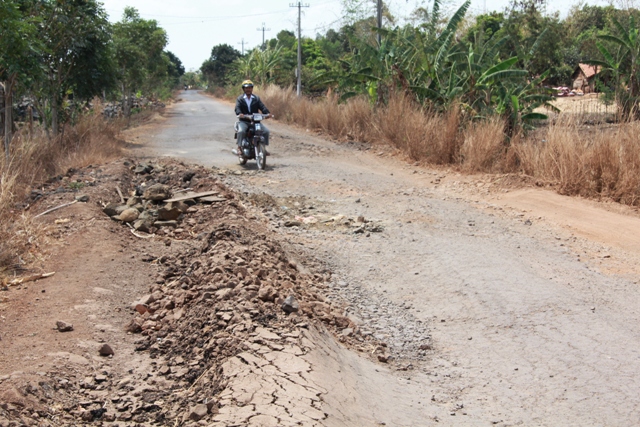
[233,80,272,155]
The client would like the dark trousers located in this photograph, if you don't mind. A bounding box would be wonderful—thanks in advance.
[236,121,270,146]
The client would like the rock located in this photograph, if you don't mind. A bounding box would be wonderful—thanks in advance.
[281,295,299,314]
[377,354,389,363]
[118,208,139,223]
[134,304,150,315]
[284,220,302,227]
[157,207,182,221]
[155,220,178,228]
[340,327,354,337]
[134,294,156,307]
[56,321,74,332]
[80,410,94,421]
[98,344,114,356]
[188,404,208,421]
[75,194,89,202]
[125,318,143,333]
[258,286,277,302]
[182,171,196,182]
[134,163,153,174]
[126,196,142,207]
[143,184,171,201]
[103,203,127,217]
[133,217,154,232]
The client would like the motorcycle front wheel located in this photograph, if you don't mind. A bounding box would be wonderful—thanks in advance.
[256,143,267,170]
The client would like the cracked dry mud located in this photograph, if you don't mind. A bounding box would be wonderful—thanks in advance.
[2,90,640,426]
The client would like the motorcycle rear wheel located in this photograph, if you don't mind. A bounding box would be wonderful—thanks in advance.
[256,143,267,170]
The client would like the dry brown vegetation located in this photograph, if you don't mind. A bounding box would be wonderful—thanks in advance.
[0,106,126,274]
[260,85,640,207]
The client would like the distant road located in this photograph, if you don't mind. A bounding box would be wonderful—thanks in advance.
[147,90,239,168]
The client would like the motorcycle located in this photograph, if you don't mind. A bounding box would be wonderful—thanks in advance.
[233,113,270,170]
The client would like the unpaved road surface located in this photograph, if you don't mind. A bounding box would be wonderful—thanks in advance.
[146,91,640,426]
[1,90,639,427]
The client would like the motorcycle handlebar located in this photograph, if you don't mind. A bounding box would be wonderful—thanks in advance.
[237,113,273,120]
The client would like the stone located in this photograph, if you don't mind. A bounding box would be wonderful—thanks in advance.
[98,344,114,356]
[188,404,208,421]
[133,217,154,232]
[80,410,94,421]
[134,163,153,174]
[377,354,389,363]
[143,184,171,201]
[103,203,127,217]
[258,286,277,302]
[284,220,302,227]
[157,207,182,221]
[340,328,354,337]
[75,194,89,202]
[56,321,74,332]
[126,196,142,207]
[155,220,178,228]
[118,208,139,223]
[281,295,299,314]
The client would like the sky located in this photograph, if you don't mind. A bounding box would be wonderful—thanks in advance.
[98,0,609,72]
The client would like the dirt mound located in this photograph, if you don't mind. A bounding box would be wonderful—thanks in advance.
[0,159,386,426]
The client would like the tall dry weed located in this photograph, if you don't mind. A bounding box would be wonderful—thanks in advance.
[514,119,640,204]
[261,85,640,206]
[0,106,125,273]
[461,118,507,172]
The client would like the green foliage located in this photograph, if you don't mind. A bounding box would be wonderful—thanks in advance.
[112,7,169,115]
[232,45,286,86]
[200,44,241,87]
[587,14,640,118]
[166,51,185,88]
[0,0,41,159]
[30,0,115,135]
[181,71,203,89]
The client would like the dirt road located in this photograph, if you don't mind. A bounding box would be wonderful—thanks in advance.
[141,91,640,426]
[2,91,639,426]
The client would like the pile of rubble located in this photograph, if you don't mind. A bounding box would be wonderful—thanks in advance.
[102,98,166,119]
[1,160,389,426]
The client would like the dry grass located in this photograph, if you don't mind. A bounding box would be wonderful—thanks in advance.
[515,119,640,204]
[259,85,640,206]
[0,103,125,273]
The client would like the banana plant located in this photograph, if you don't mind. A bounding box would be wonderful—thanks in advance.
[587,15,640,117]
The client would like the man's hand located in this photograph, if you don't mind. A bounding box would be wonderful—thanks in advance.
[239,114,245,119]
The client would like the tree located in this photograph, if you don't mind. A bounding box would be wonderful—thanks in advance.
[32,0,113,137]
[112,7,168,116]
[200,44,241,87]
[166,51,185,88]
[0,0,40,160]
[589,14,640,118]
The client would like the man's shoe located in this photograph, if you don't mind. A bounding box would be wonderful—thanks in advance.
[231,148,238,155]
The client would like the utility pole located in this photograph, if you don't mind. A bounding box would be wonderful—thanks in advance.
[290,2,309,97]
[257,22,271,50]
[237,38,247,55]
[376,0,382,46]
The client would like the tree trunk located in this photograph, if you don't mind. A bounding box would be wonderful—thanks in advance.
[0,83,5,140]
[51,94,59,138]
[3,76,16,163]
